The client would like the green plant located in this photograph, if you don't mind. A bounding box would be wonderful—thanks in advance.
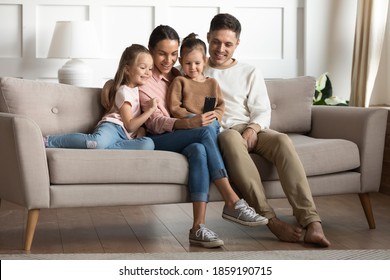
[313,73,349,106]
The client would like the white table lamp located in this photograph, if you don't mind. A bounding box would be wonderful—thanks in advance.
[48,21,100,87]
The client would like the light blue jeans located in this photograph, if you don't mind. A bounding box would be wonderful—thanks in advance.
[149,120,227,202]
[47,121,154,150]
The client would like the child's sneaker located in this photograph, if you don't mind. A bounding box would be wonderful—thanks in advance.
[222,199,268,226]
[189,224,224,248]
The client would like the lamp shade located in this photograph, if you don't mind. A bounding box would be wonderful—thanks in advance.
[48,21,100,59]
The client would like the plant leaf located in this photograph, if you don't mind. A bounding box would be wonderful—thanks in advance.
[316,72,328,91]
[321,74,333,99]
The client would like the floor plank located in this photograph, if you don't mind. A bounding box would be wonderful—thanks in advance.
[89,207,144,253]
[120,205,186,253]
[0,193,389,254]
[0,202,26,253]
[32,209,63,254]
[56,208,103,254]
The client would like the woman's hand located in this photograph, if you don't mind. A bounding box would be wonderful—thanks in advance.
[173,111,217,129]
[187,111,216,127]
[242,128,258,152]
[200,111,216,126]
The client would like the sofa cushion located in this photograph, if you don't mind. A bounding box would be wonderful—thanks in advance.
[251,134,360,180]
[266,76,315,133]
[0,77,103,136]
[46,149,188,185]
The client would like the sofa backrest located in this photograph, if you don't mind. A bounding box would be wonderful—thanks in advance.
[0,76,315,135]
[266,76,315,133]
[0,77,103,136]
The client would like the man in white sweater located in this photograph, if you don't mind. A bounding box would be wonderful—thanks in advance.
[204,13,330,247]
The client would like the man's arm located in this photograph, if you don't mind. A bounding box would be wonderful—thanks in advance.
[247,67,271,129]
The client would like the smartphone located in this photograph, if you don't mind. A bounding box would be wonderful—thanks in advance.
[203,96,216,113]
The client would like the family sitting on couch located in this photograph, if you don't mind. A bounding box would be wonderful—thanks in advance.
[43,13,330,248]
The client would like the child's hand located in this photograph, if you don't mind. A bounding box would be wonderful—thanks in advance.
[148,98,158,112]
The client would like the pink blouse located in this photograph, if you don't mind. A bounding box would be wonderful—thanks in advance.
[139,67,180,134]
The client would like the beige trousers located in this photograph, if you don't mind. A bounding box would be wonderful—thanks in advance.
[218,125,321,227]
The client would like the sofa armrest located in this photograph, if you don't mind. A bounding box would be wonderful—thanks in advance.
[0,113,50,209]
[309,106,388,193]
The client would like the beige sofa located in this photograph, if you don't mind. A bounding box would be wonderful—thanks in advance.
[0,76,387,251]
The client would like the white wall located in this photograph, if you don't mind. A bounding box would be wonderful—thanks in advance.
[305,0,357,101]
[4,0,386,105]
[0,0,304,88]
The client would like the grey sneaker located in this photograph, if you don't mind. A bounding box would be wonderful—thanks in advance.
[189,224,224,248]
[222,199,268,226]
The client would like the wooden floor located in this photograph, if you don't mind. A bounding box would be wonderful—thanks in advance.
[1,193,390,254]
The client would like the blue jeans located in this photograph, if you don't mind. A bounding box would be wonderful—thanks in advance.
[182,143,209,202]
[149,120,227,202]
[47,122,154,150]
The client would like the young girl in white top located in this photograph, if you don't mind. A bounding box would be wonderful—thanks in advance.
[45,44,157,150]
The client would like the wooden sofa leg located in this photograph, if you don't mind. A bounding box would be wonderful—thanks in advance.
[358,193,376,229]
[24,209,40,251]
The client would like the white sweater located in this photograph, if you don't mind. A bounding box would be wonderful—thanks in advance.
[204,60,271,130]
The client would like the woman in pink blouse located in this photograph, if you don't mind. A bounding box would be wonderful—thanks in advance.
[136,25,267,248]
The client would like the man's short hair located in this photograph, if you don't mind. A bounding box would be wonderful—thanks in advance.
[209,13,241,38]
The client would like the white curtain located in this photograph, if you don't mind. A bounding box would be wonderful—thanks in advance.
[350,0,389,107]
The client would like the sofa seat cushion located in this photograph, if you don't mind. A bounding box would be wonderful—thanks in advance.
[46,149,188,185]
[251,134,360,180]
